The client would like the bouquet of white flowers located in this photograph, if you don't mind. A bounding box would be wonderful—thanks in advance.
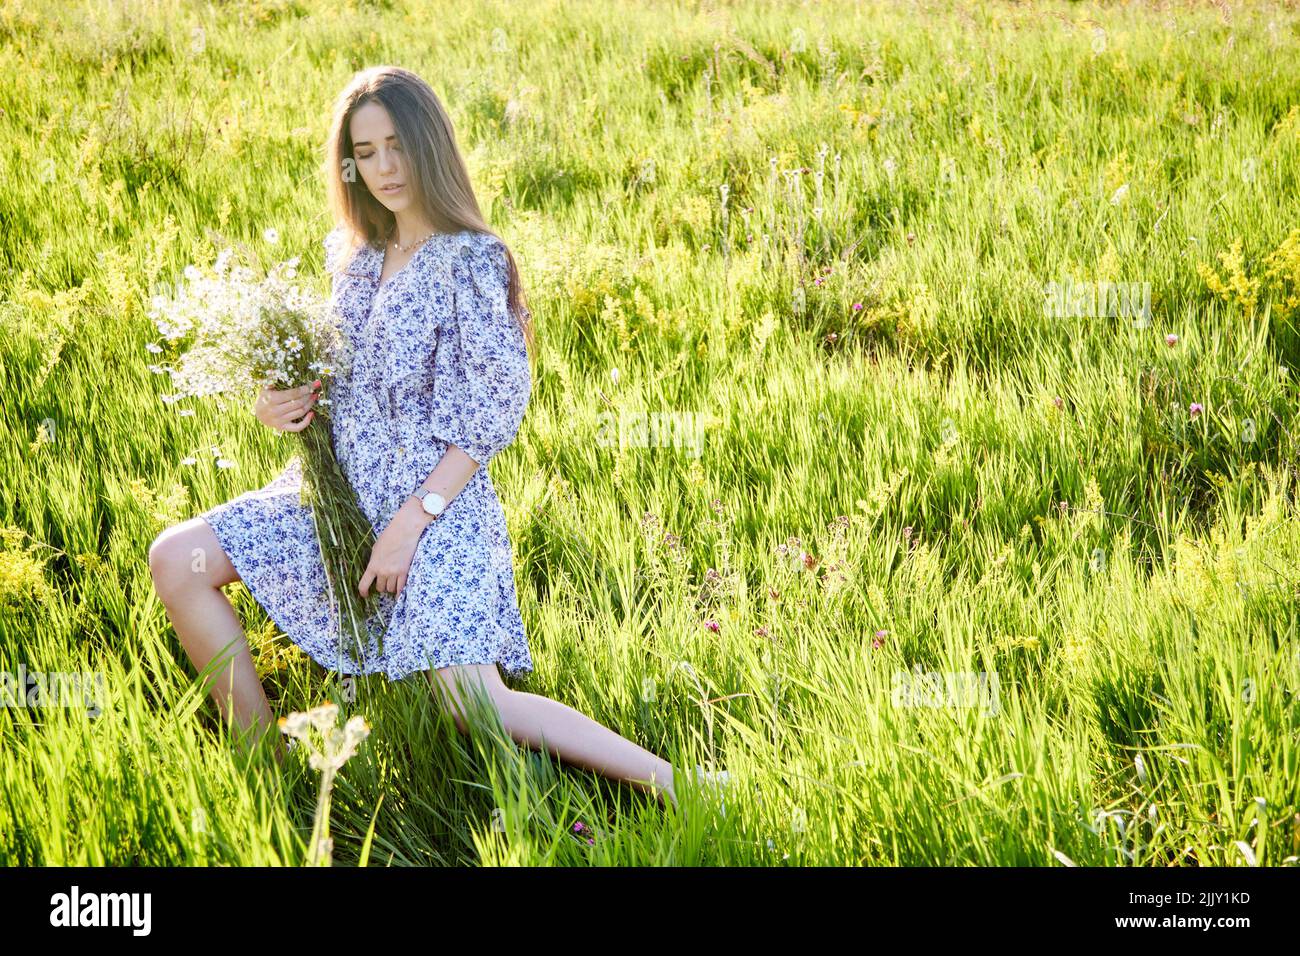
[147,241,384,664]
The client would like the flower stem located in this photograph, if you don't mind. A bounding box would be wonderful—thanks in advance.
[295,416,385,661]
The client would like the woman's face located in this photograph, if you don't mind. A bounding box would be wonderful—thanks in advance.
[349,100,414,212]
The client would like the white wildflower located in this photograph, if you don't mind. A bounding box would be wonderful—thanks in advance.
[148,241,374,665]
[278,702,372,866]
[145,251,340,405]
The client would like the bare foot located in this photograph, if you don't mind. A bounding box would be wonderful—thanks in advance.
[648,767,677,809]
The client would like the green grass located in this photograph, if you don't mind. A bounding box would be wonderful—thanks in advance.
[2,0,1300,865]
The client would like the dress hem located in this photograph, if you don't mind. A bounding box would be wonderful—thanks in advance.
[198,515,534,683]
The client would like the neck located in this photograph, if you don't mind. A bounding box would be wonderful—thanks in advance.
[390,211,440,247]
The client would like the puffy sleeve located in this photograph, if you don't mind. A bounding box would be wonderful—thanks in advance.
[323,224,348,275]
[428,234,532,467]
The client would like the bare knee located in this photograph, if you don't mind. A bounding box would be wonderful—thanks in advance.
[149,529,184,601]
[149,525,206,602]
[150,519,238,602]
[427,665,508,735]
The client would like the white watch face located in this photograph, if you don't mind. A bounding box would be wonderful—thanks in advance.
[421,492,446,516]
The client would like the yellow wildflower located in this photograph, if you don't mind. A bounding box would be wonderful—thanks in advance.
[1197,238,1260,313]
[0,548,54,609]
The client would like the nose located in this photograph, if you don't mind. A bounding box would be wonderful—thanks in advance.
[378,147,398,175]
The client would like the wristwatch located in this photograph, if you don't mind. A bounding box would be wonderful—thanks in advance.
[409,487,447,518]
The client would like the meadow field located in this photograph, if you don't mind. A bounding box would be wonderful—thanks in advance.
[1,0,1299,866]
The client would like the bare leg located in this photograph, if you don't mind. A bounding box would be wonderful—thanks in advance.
[148,518,286,766]
[426,664,678,808]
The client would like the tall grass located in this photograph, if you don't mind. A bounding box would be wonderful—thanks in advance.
[2,0,1299,865]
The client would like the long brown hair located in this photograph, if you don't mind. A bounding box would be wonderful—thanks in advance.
[322,65,534,353]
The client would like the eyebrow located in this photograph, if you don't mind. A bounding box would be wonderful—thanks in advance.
[353,134,398,148]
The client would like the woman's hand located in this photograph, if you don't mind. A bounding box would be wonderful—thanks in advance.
[254,380,321,432]
[358,504,429,598]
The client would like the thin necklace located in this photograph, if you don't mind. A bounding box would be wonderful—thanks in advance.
[388,227,438,253]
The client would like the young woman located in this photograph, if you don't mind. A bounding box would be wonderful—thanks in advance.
[147,65,728,812]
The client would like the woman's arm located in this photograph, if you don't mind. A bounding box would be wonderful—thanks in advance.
[391,446,478,533]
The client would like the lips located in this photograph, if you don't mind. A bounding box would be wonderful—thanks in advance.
[380,183,404,193]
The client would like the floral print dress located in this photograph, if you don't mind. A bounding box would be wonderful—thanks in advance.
[198,226,534,681]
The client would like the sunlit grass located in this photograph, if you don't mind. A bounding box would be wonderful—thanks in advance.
[1,0,1299,865]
